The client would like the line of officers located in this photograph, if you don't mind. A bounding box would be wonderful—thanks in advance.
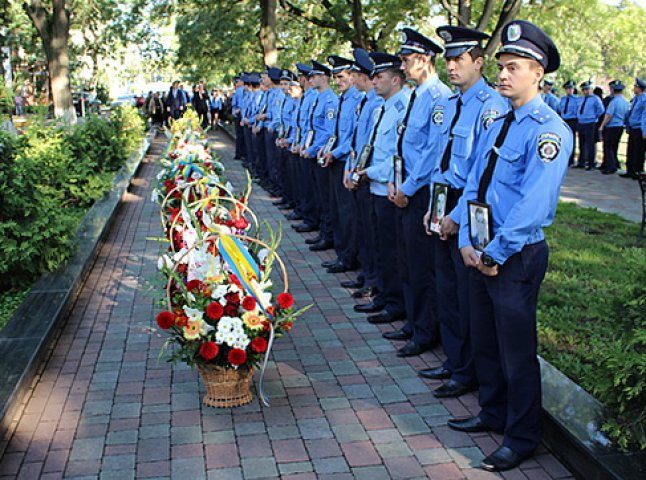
[232,21,572,472]
[551,76,646,177]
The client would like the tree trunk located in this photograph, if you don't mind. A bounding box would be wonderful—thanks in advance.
[484,0,522,57]
[259,0,277,67]
[23,0,75,121]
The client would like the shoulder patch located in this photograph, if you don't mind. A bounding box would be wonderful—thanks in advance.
[326,108,336,120]
[432,105,445,126]
[394,100,405,112]
[537,132,561,163]
[481,109,500,130]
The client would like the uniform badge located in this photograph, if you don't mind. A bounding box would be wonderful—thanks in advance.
[537,132,561,163]
[432,106,444,125]
[401,31,408,43]
[481,110,499,130]
[507,24,522,42]
[438,30,452,42]
[326,109,336,120]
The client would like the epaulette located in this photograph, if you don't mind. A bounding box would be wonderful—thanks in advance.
[394,100,405,112]
[529,104,551,124]
[476,89,492,102]
[429,84,442,100]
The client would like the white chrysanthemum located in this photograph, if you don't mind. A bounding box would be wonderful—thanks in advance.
[157,254,173,270]
[257,248,270,264]
[183,306,203,322]
[212,284,228,300]
[173,248,189,264]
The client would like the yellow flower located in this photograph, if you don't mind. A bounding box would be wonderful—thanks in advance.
[242,311,264,330]
[183,318,212,340]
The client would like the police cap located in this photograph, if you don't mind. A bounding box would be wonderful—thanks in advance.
[398,28,443,56]
[496,20,560,73]
[436,25,489,58]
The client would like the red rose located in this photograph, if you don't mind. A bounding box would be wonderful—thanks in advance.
[277,292,294,309]
[241,296,256,311]
[156,311,175,329]
[250,337,268,353]
[234,217,249,229]
[224,292,240,305]
[186,279,202,292]
[224,303,239,317]
[199,341,219,360]
[206,302,224,320]
[228,348,247,366]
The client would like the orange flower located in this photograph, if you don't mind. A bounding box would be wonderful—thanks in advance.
[242,312,264,330]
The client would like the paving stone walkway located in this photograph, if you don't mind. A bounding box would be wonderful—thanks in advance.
[0,130,575,479]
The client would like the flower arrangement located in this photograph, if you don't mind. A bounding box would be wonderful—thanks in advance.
[152,113,308,406]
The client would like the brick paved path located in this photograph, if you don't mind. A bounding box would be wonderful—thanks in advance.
[0,130,574,479]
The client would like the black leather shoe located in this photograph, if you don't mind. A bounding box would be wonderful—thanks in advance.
[278,203,294,210]
[352,286,375,299]
[447,416,497,433]
[573,164,585,169]
[354,302,384,313]
[480,446,527,472]
[294,224,318,233]
[396,341,427,357]
[341,279,364,289]
[305,236,323,245]
[285,212,303,221]
[382,329,411,341]
[601,170,616,175]
[327,263,355,274]
[309,240,334,252]
[433,379,477,398]
[272,199,287,206]
[418,366,452,380]
[321,260,339,268]
[368,311,404,324]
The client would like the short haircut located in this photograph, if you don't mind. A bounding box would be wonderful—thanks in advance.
[385,68,406,84]
[468,46,485,61]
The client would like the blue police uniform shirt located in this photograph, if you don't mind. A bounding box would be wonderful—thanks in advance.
[458,95,573,264]
[331,86,363,162]
[232,86,244,112]
[576,94,604,124]
[250,90,263,124]
[299,88,319,147]
[347,88,384,172]
[429,77,509,221]
[242,89,256,123]
[366,88,411,197]
[399,75,452,197]
[287,94,303,145]
[604,95,629,128]
[541,92,560,113]
[252,89,269,127]
[209,96,222,110]
[268,87,286,131]
[279,94,295,138]
[559,94,580,120]
[306,87,338,157]
[626,93,646,132]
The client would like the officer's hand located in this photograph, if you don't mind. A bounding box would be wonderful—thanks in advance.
[439,216,458,241]
[460,246,480,268]
[268,128,274,134]
[323,153,334,167]
[477,263,499,277]
[392,190,408,208]
[423,210,432,236]
[387,183,396,202]
[302,150,311,159]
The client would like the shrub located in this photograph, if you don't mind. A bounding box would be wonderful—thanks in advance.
[0,110,145,291]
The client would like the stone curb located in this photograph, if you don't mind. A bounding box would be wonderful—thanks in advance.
[0,127,158,439]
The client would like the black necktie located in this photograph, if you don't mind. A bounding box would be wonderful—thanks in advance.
[564,96,570,115]
[477,111,515,203]
[333,95,344,138]
[579,95,588,115]
[366,106,386,166]
[397,89,417,158]
[351,96,368,150]
[440,97,463,172]
[627,98,636,124]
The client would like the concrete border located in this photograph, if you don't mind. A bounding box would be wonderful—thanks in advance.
[0,127,158,440]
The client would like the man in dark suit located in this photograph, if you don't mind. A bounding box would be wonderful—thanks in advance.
[167,81,186,120]
[192,83,209,128]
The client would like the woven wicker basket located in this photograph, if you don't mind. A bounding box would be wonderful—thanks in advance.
[198,364,254,408]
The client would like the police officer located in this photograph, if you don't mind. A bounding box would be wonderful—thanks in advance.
[241,73,261,177]
[386,28,451,357]
[232,75,246,161]
[448,20,572,472]
[274,70,301,209]
[291,63,321,233]
[541,80,559,112]
[599,80,629,174]
[354,52,410,326]
[252,74,270,184]
[301,60,339,252]
[559,80,579,165]
[343,48,385,302]
[622,77,646,179]
[321,56,364,273]
[263,67,286,197]
[417,26,508,398]
[575,80,604,170]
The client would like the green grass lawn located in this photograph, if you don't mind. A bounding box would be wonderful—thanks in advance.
[540,201,645,450]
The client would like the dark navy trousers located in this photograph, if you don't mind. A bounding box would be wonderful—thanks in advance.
[329,161,357,267]
[564,119,577,165]
[469,241,548,457]
[371,194,405,315]
[626,129,645,177]
[234,114,245,160]
[300,158,321,228]
[313,162,333,243]
[435,235,477,386]
[264,130,280,192]
[601,126,623,172]
[399,189,439,348]
[577,122,597,167]
[243,126,256,173]
[354,184,379,289]
[253,129,267,180]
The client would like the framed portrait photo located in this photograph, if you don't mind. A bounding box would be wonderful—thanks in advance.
[429,182,449,234]
[467,201,493,252]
